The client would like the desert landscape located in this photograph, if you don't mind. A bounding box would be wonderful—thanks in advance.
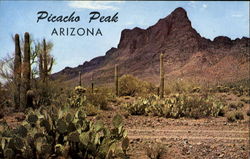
[0,7,249,159]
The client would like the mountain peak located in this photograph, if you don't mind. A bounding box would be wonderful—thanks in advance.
[163,7,189,24]
[172,7,187,15]
[53,7,250,85]
[118,7,194,50]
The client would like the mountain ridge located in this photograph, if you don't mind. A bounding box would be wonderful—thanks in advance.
[52,7,250,86]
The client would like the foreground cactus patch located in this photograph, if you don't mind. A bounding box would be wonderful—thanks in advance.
[0,105,129,158]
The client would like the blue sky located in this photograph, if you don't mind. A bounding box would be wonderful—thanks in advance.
[0,1,249,73]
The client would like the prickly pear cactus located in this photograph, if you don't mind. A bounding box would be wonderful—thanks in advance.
[0,104,129,158]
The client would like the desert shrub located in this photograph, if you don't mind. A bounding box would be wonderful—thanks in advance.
[33,80,67,108]
[85,90,109,110]
[146,143,167,159]
[124,94,224,119]
[0,83,13,118]
[212,79,250,96]
[216,85,230,93]
[0,105,129,158]
[119,74,156,97]
[119,74,138,96]
[227,111,244,122]
[235,111,244,120]
[164,80,201,95]
[87,93,108,110]
[84,104,99,116]
[228,102,244,110]
[227,112,236,122]
[138,80,156,96]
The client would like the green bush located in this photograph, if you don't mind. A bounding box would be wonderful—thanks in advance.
[119,74,156,97]
[124,94,224,119]
[119,74,138,96]
[86,92,109,110]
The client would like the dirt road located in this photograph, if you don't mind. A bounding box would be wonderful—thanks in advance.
[123,116,249,159]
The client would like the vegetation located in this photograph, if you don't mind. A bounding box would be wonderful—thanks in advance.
[119,74,156,97]
[0,33,55,111]
[146,143,167,159]
[159,53,164,99]
[0,32,249,158]
[226,111,244,122]
[0,105,129,158]
[115,65,119,96]
[124,94,225,119]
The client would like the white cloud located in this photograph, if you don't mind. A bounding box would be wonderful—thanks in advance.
[68,1,123,10]
[232,14,243,18]
[125,22,134,26]
[202,4,207,9]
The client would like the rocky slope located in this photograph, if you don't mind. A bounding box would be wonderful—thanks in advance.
[52,7,250,86]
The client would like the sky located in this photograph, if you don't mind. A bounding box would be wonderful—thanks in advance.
[0,1,249,73]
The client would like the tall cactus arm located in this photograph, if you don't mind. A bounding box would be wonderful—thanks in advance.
[47,57,54,73]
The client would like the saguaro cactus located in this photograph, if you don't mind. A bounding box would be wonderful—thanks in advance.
[115,65,119,96]
[39,45,44,81]
[39,39,53,82]
[79,71,82,86]
[91,73,94,93]
[159,53,164,98]
[23,32,31,107]
[13,34,22,109]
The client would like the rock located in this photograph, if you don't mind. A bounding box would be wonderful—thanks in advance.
[218,154,224,158]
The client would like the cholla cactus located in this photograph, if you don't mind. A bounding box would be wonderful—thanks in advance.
[159,53,164,99]
[14,34,22,109]
[74,86,86,95]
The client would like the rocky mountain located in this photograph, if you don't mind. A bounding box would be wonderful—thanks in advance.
[52,7,250,86]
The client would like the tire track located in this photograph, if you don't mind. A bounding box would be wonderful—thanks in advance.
[127,128,249,143]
